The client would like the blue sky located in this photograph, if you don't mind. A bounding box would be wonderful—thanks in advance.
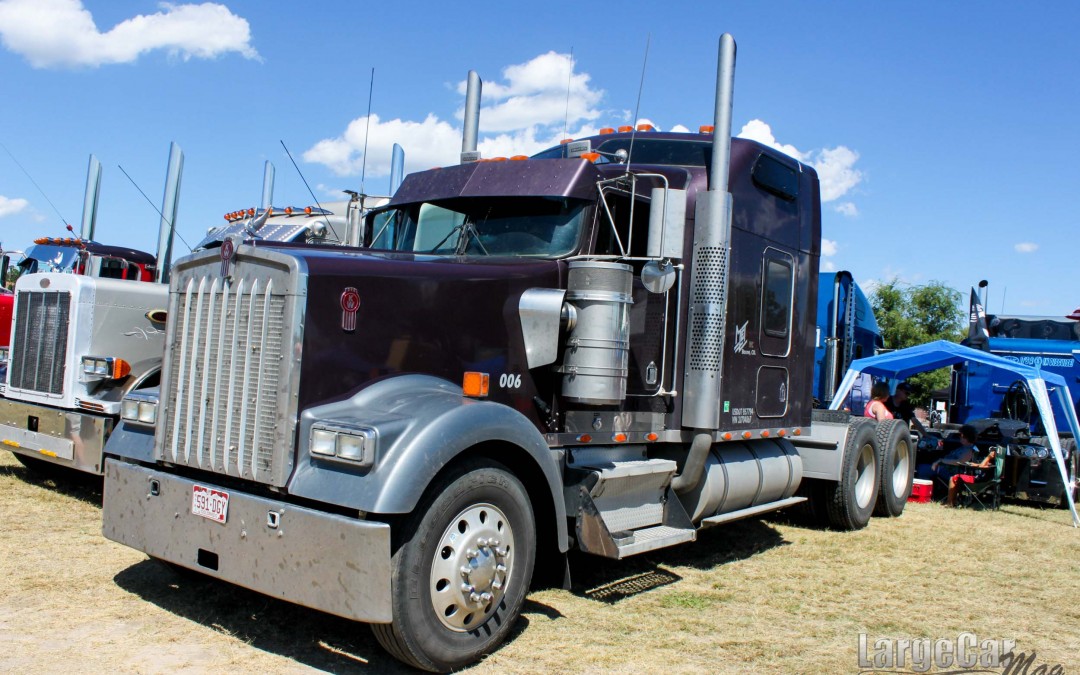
[0,0,1077,317]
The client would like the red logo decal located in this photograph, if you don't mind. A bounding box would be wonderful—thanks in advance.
[341,287,360,332]
[220,238,235,277]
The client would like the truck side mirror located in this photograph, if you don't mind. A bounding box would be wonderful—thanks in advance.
[646,187,686,260]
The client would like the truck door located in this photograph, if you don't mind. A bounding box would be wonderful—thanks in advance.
[756,247,794,417]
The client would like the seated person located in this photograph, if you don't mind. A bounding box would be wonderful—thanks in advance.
[885,382,928,435]
[947,446,997,507]
[916,423,978,483]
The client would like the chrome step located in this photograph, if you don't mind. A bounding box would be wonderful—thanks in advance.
[609,524,696,558]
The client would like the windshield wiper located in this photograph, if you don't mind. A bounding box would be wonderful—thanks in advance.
[455,221,489,256]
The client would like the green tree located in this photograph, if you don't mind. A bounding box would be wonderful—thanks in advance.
[871,279,965,406]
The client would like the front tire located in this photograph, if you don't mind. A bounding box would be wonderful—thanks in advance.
[824,419,879,530]
[372,458,536,672]
[873,419,914,517]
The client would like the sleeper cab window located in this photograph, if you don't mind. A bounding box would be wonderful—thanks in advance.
[751,153,798,201]
[760,251,794,352]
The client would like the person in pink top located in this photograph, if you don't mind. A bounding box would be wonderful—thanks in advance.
[864,382,894,421]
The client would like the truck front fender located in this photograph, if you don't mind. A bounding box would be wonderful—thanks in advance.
[288,374,568,550]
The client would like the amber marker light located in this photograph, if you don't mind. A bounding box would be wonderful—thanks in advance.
[699,125,715,134]
[617,125,633,133]
[778,429,786,437]
[576,434,593,443]
[247,208,255,217]
[112,358,132,379]
[742,431,753,439]
[510,155,528,161]
[645,432,659,442]
[462,372,489,398]
[559,138,573,144]
[761,430,770,438]
[612,433,628,443]
[580,152,601,163]
[723,432,733,441]
[305,207,313,215]
[285,207,293,215]
[598,127,614,135]
[636,123,654,132]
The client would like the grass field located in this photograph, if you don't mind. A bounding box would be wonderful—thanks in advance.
[1,450,1078,674]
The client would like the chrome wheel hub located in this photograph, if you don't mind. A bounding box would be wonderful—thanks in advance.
[430,502,514,632]
[855,442,876,509]
[892,441,911,497]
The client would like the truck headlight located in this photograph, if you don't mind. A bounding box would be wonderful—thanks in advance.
[82,356,131,380]
[121,394,158,426]
[308,423,376,467]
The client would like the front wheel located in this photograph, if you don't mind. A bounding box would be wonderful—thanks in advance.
[372,459,536,672]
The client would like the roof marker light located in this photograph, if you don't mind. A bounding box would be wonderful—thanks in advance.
[492,156,507,162]
[617,125,633,133]
[247,208,255,217]
[305,207,313,215]
[599,127,615,135]
[285,207,293,215]
[580,152,600,163]
[462,371,489,398]
[510,155,528,161]
[699,125,715,134]
[636,123,654,132]
[559,138,573,145]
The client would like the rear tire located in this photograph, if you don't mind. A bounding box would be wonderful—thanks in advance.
[873,420,914,517]
[824,419,879,530]
[372,458,535,672]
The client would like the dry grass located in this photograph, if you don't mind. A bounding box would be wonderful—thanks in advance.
[1,450,1078,673]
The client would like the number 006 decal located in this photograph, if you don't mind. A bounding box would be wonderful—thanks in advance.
[499,373,522,389]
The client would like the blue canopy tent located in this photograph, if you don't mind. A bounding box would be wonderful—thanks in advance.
[829,340,1080,526]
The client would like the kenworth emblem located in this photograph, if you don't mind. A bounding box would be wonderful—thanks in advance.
[341,287,360,332]
[220,238,236,277]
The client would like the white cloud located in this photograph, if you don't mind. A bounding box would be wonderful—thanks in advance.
[821,238,838,257]
[834,202,858,217]
[0,195,28,217]
[822,260,836,272]
[0,0,257,69]
[306,51,607,179]
[736,119,863,203]
[1014,242,1038,253]
[669,124,690,133]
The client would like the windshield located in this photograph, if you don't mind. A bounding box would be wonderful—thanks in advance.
[368,197,586,257]
[18,244,81,274]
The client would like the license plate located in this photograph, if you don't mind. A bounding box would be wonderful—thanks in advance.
[191,484,229,523]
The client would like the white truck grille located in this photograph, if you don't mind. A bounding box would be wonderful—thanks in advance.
[10,290,71,395]
[159,257,299,487]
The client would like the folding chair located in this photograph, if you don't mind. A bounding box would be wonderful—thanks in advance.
[954,447,1005,510]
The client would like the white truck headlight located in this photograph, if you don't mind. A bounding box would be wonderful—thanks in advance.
[121,392,158,426]
[310,429,337,456]
[81,356,131,380]
[308,422,376,467]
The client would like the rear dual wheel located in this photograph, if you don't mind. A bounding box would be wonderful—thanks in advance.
[873,419,914,517]
[824,419,879,530]
[372,459,535,673]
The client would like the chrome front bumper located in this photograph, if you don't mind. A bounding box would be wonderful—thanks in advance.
[102,458,393,623]
[0,398,111,474]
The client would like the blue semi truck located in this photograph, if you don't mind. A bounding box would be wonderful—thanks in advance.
[813,271,883,410]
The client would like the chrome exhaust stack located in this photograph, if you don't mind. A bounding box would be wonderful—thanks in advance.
[261,160,275,210]
[155,142,184,284]
[681,33,737,432]
[460,70,482,164]
[79,155,102,241]
[390,143,405,195]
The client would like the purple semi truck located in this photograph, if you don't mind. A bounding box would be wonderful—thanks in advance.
[102,34,912,671]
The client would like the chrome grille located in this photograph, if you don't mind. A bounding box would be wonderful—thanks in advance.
[10,291,71,395]
[160,264,295,486]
